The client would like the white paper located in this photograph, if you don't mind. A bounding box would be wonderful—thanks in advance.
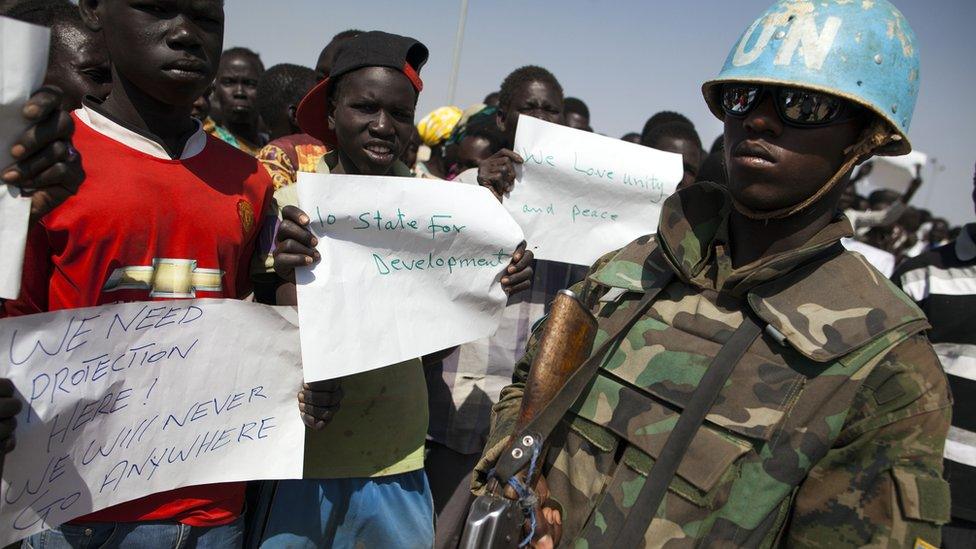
[0,299,305,545]
[0,17,50,300]
[0,187,29,300]
[507,116,682,266]
[842,237,896,278]
[296,173,525,381]
[858,150,928,195]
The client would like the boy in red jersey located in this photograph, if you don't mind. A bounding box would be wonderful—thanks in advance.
[3,0,272,546]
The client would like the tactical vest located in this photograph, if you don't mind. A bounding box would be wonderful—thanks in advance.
[543,238,930,548]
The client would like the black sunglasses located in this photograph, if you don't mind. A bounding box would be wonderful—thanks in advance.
[721,83,862,127]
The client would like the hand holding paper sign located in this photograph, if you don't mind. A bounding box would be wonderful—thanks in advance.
[476,148,524,201]
[298,380,343,430]
[0,17,76,301]
[857,150,928,197]
[274,204,321,282]
[1,88,84,221]
[503,242,533,295]
[293,172,526,381]
[274,203,533,296]
[904,163,924,203]
[506,116,682,266]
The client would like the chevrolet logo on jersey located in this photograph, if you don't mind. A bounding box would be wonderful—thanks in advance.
[103,258,224,298]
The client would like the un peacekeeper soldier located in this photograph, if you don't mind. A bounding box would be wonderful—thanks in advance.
[473,1,951,547]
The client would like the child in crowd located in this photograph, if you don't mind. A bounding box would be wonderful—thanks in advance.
[6,0,111,110]
[259,31,533,548]
[4,1,272,546]
[255,63,326,189]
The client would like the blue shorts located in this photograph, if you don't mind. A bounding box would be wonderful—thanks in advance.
[23,515,243,549]
[259,470,434,549]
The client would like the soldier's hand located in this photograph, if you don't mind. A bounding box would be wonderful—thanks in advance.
[529,475,562,548]
[477,149,523,202]
[0,378,22,455]
[298,380,342,431]
[274,205,320,282]
[2,87,84,221]
[500,467,562,548]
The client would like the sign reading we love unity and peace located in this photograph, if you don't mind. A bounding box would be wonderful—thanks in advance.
[507,116,683,266]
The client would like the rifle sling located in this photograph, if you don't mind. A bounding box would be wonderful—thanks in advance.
[612,312,762,547]
[493,263,674,482]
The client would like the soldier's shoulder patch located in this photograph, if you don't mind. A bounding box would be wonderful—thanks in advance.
[589,235,666,292]
[748,250,928,362]
[914,538,937,549]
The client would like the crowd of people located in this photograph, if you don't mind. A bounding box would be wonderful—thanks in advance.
[0,0,974,548]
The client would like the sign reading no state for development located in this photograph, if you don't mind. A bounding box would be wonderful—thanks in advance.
[296,173,525,381]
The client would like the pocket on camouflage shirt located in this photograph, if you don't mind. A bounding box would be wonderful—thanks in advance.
[567,371,783,509]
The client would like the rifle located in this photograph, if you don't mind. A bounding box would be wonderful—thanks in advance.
[460,289,597,548]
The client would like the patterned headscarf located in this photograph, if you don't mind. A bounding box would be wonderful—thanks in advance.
[417,106,463,147]
[446,104,497,146]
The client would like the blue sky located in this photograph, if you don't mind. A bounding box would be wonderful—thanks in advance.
[225,0,976,225]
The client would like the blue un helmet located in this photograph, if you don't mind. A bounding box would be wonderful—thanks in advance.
[702,0,919,157]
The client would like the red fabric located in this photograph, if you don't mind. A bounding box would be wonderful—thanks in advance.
[3,114,273,526]
[402,62,423,92]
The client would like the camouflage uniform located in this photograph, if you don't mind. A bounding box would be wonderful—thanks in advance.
[474,182,951,547]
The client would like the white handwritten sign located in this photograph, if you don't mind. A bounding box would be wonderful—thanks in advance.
[507,116,682,266]
[0,300,305,545]
[0,17,50,300]
[296,173,525,381]
[858,150,927,195]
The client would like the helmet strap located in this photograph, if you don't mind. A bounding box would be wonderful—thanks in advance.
[731,119,896,220]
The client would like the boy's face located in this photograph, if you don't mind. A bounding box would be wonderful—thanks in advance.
[723,90,863,213]
[48,22,111,110]
[497,80,563,146]
[329,67,417,176]
[400,128,421,168]
[457,135,494,172]
[82,0,224,107]
[564,111,590,132]
[191,92,211,120]
[214,52,261,126]
[652,136,701,190]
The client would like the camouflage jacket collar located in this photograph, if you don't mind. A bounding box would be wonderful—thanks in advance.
[589,182,927,362]
[650,181,854,297]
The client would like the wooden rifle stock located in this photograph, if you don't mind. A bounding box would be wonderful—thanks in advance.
[492,289,597,491]
[515,290,597,433]
[461,290,598,549]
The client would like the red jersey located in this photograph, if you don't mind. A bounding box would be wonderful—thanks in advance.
[3,106,273,526]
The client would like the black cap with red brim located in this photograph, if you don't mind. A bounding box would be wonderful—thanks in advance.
[296,31,429,146]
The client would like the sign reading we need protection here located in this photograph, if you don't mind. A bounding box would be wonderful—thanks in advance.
[296,173,525,382]
[0,299,305,546]
[508,116,683,266]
